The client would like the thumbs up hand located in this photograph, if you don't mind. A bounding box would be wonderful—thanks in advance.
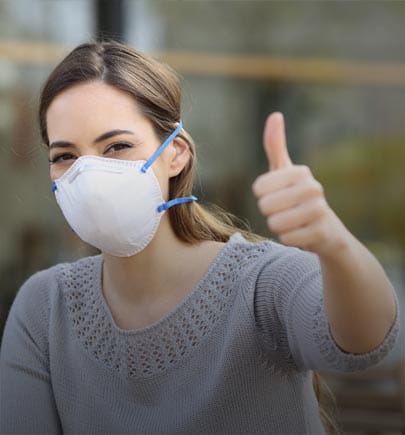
[252,112,350,258]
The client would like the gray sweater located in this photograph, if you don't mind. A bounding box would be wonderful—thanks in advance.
[0,232,400,434]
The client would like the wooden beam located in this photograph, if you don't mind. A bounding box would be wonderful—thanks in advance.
[1,40,405,85]
[158,51,405,85]
[0,41,69,65]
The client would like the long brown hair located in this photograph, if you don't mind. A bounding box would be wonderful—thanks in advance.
[38,38,339,433]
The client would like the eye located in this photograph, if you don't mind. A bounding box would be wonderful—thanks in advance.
[48,153,76,164]
[105,142,133,155]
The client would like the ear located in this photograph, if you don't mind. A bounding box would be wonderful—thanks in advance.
[168,136,191,178]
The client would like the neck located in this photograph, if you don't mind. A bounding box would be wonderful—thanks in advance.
[102,213,198,307]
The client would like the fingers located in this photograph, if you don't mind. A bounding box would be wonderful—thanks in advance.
[257,177,324,216]
[266,196,328,234]
[277,215,331,251]
[252,164,314,198]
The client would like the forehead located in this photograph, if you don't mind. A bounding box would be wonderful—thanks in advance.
[46,81,144,141]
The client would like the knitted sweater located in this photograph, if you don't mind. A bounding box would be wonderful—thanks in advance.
[0,232,400,434]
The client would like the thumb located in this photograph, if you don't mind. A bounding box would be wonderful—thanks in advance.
[263,112,293,170]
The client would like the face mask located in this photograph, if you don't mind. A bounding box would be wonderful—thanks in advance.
[51,121,197,257]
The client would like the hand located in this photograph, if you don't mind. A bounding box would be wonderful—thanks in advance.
[252,112,351,258]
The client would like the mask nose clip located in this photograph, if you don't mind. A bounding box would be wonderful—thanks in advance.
[67,163,88,183]
[69,162,125,183]
[52,160,125,192]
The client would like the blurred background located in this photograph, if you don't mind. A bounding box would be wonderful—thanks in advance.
[0,0,404,433]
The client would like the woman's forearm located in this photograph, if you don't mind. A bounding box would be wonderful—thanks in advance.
[319,232,397,354]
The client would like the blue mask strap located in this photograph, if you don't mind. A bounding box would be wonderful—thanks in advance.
[141,120,183,173]
[157,195,198,212]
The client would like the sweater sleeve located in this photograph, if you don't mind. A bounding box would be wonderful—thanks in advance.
[0,268,62,434]
[254,242,401,373]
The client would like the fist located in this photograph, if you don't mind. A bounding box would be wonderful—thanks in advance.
[252,112,350,257]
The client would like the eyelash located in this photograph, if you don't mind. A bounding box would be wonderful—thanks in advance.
[48,142,133,164]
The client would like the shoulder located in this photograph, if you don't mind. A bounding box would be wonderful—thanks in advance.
[10,263,62,317]
[8,255,101,325]
[227,231,321,281]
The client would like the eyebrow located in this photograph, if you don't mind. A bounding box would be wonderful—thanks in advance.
[49,129,135,150]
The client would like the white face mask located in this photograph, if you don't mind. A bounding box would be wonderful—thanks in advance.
[51,121,197,257]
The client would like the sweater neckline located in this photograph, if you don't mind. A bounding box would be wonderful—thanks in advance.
[62,230,268,378]
[94,231,246,336]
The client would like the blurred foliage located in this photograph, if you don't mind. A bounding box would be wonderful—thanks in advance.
[310,134,405,252]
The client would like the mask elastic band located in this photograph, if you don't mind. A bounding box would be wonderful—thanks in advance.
[141,120,183,173]
[157,195,198,212]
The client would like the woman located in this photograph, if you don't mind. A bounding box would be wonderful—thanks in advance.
[0,39,400,434]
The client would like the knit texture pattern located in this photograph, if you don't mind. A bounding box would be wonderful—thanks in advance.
[61,238,264,379]
[0,231,400,434]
